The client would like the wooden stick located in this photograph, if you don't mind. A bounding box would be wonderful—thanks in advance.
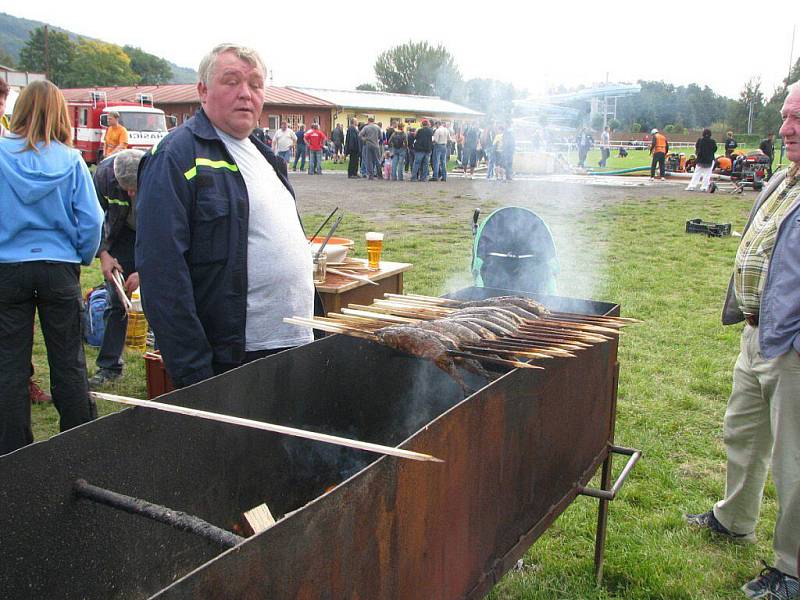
[91,392,443,463]
[326,313,387,328]
[110,271,133,312]
[283,317,377,341]
[460,345,555,360]
[551,310,642,324]
[326,267,379,286]
[475,341,576,357]
[385,292,456,305]
[340,308,418,324]
[446,350,543,370]
[484,336,587,350]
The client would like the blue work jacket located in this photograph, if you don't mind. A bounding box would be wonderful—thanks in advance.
[136,109,316,387]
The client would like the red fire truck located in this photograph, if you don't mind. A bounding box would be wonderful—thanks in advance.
[68,92,176,164]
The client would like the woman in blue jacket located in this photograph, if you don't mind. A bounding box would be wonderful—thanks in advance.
[0,80,103,455]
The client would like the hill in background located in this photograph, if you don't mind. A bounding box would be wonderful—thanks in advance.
[0,11,196,84]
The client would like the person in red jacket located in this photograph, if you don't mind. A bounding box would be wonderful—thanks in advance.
[304,123,327,175]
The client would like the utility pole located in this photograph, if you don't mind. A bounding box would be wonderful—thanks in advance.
[788,25,796,86]
[602,72,609,130]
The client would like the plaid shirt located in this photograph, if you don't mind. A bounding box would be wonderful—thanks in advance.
[734,174,800,315]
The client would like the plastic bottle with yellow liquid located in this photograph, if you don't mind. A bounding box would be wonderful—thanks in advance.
[125,287,148,353]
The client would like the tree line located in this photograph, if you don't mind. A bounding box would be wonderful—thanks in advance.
[16,26,172,88]
[364,41,800,135]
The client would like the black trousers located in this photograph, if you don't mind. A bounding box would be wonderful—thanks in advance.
[651,152,666,177]
[347,151,359,177]
[0,261,96,455]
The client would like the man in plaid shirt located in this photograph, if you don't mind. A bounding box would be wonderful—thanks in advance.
[687,83,800,600]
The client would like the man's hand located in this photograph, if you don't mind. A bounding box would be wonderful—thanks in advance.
[124,272,140,295]
[99,250,123,282]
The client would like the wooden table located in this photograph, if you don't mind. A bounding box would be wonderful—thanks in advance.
[315,260,412,314]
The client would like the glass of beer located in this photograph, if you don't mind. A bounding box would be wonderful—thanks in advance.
[365,232,384,270]
[312,251,327,284]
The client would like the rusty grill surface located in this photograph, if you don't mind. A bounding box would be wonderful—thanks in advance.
[0,288,620,600]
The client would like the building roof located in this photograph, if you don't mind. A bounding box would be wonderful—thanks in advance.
[59,84,334,107]
[291,87,482,116]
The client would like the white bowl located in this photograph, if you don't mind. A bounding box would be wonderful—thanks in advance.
[311,243,348,263]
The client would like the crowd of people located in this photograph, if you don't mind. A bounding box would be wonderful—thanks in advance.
[2,42,798,600]
[255,116,517,181]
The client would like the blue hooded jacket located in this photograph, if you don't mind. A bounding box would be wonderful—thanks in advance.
[0,135,103,265]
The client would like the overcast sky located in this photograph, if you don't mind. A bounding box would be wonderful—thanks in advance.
[5,1,798,99]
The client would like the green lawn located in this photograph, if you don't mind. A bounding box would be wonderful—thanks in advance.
[28,187,778,599]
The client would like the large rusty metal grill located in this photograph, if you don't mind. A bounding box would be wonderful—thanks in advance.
[0,287,637,599]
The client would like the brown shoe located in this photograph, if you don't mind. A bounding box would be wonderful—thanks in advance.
[29,379,52,404]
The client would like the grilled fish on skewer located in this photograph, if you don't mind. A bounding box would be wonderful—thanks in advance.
[417,320,483,345]
[374,325,493,391]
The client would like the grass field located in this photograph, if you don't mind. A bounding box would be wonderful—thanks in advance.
[26,181,782,599]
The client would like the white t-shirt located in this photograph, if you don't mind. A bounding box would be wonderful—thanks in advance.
[433,126,450,145]
[215,128,314,350]
[272,128,297,153]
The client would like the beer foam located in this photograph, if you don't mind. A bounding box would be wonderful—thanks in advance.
[365,232,384,241]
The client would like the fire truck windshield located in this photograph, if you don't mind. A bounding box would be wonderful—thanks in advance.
[117,112,167,132]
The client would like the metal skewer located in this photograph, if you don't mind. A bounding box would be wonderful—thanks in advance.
[308,206,339,245]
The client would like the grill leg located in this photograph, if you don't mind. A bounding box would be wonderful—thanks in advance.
[593,452,613,585]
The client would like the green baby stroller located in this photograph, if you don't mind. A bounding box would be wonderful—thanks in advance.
[471,207,559,294]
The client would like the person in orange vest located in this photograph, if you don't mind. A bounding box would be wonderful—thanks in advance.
[104,111,128,158]
[649,128,669,180]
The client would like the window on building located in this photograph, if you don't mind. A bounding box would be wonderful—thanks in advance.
[312,115,320,125]
[285,114,303,128]
[79,108,89,127]
[267,115,280,130]
[404,117,416,124]
[390,117,402,127]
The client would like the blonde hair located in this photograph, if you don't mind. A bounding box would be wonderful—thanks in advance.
[10,80,73,151]
[198,44,266,85]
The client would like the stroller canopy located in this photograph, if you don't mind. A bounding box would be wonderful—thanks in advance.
[472,207,559,294]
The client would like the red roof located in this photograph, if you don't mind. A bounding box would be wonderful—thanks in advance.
[59,84,332,107]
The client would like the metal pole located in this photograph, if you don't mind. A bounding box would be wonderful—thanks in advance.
[73,479,245,548]
[593,452,613,585]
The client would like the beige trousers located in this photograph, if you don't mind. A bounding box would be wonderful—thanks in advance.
[713,325,800,577]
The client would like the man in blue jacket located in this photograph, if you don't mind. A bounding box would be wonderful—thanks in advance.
[686,83,800,600]
[90,149,144,388]
[136,44,316,388]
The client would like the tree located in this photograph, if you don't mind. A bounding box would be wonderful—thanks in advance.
[64,40,139,87]
[728,77,764,134]
[373,41,462,100]
[123,45,172,84]
[463,78,515,120]
[19,26,75,86]
[754,58,800,136]
[616,80,729,132]
[355,83,377,91]
[0,48,15,68]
